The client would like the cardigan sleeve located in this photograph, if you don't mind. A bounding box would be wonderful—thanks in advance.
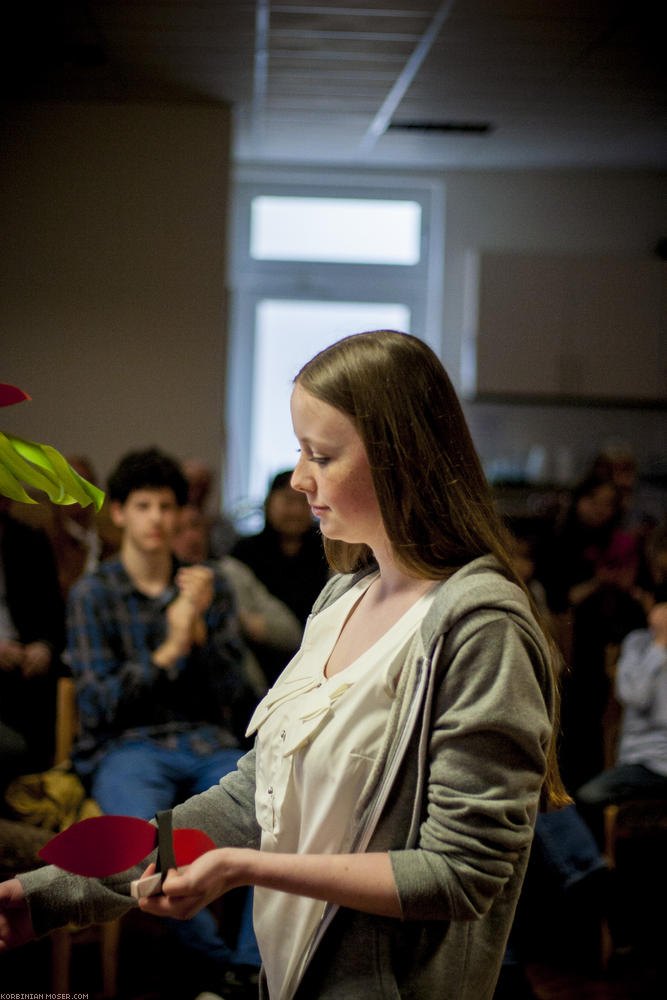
[18,747,259,938]
[389,612,553,921]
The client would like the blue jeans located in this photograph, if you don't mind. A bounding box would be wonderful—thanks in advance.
[502,805,608,972]
[530,804,607,892]
[92,735,260,969]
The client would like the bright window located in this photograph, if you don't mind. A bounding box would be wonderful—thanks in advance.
[250,196,422,265]
[250,299,411,500]
[226,175,444,517]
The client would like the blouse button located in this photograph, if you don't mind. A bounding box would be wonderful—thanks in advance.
[280,729,286,741]
[267,786,273,795]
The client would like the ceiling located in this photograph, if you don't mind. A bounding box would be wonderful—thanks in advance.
[3,0,666,171]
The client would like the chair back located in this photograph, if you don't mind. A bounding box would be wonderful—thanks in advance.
[54,676,78,767]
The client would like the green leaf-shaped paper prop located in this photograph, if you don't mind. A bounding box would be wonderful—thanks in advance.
[0,383,104,510]
[0,433,104,510]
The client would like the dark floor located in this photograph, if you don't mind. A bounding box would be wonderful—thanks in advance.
[2,862,665,1000]
[0,905,252,999]
[526,953,665,1000]
[492,923,665,1000]
[2,924,664,1000]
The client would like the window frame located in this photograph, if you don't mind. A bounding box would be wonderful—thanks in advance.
[225,170,445,513]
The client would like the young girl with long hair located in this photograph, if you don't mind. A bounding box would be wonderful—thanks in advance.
[2,331,566,1000]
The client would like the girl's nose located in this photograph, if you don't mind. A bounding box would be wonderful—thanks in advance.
[291,457,313,494]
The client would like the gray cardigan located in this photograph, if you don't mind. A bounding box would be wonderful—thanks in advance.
[19,555,554,1000]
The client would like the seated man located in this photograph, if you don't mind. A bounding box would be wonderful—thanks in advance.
[66,447,259,995]
[576,575,667,811]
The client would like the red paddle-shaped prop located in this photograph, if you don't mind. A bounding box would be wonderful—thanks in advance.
[0,383,31,407]
[171,827,217,865]
[38,814,216,877]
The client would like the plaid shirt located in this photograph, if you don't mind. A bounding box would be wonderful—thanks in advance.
[66,556,247,777]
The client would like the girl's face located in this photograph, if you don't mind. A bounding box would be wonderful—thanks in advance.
[290,383,385,550]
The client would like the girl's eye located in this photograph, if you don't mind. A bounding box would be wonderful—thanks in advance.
[296,447,328,465]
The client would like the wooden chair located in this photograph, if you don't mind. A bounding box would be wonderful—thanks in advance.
[603,798,667,867]
[601,643,623,771]
[49,676,121,998]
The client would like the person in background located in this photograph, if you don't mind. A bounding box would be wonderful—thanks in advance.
[507,522,552,625]
[589,441,663,595]
[496,527,608,995]
[538,475,639,615]
[182,457,239,560]
[48,455,121,597]
[643,517,667,592]
[591,441,639,522]
[537,474,645,791]
[173,503,303,690]
[0,497,65,800]
[576,523,667,813]
[2,331,565,1000]
[232,470,330,626]
[8,456,120,601]
[64,448,259,996]
[42,455,120,599]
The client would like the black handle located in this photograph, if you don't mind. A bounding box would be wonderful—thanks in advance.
[155,809,177,884]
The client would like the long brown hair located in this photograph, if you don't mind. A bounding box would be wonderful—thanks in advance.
[295,330,569,808]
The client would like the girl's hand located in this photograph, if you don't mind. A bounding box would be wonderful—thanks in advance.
[137,848,247,921]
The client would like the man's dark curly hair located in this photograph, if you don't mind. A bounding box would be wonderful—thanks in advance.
[107,447,188,506]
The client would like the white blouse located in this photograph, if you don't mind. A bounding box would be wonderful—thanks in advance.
[246,572,436,1000]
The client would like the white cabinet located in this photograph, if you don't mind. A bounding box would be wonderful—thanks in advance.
[462,251,666,403]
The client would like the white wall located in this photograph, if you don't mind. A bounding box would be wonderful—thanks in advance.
[440,170,667,486]
[231,163,666,492]
[1,112,665,504]
[1,100,232,498]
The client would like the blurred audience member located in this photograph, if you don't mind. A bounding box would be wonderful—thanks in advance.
[538,475,639,615]
[499,802,609,996]
[644,519,667,590]
[576,525,667,814]
[173,504,303,687]
[537,475,645,791]
[634,513,667,609]
[589,441,663,593]
[232,470,329,626]
[67,447,259,984]
[508,523,551,618]
[591,441,638,520]
[9,455,121,599]
[48,455,120,598]
[0,498,65,800]
[182,457,238,559]
[172,502,211,564]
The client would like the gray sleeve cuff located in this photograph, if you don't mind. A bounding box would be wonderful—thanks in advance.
[18,864,138,938]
